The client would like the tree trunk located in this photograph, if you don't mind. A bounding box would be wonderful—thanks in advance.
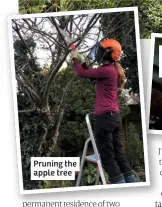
[50,107,65,156]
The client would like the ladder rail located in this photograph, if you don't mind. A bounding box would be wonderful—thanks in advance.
[76,137,91,186]
[77,114,107,186]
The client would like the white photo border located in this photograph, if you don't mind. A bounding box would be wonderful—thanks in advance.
[159,46,162,78]
[147,33,162,135]
[8,7,150,194]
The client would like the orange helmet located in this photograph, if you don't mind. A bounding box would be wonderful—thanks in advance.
[99,39,122,61]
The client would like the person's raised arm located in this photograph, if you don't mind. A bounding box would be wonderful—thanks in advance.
[73,58,108,78]
[114,61,126,89]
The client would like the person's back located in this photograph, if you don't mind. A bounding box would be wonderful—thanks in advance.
[72,59,119,115]
[95,64,119,115]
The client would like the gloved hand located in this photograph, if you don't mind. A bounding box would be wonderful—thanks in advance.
[71,50,85,64]
[71,50,79,59]
[77,53,86,64]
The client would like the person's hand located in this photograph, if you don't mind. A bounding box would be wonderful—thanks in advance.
[71,50,85,64]
[71,50,79,59]
[77,53,86,64]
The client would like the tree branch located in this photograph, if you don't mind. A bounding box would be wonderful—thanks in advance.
[41,53,68,107]
[38,127,48,156]
[48,17,68,47]
[50,107,65,155]
[68,13,102,49]
[17,76,40,103]
[18,108,36,113]
[41,14,101,108]
[57,74,76,113]
[12,20,36,65]
[22,19,66,49]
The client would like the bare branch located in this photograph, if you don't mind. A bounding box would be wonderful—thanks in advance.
[13,20,36,65]
[18,108,36,113]
[22,19,66,49]
[69,13,102,49]
[17,75,40,103]
[38,127,48,156]
[48,17,68,47]
[51,107,65,154]
[57,74,76,113]
[42,53,68,107]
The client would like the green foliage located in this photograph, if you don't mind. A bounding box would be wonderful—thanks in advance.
[15,37,43,110]
[19,0,61,13]
[124,122,145,182]
[81,163,98,185]
[80,163,109,186]
[100,11,139,93]
[126,123,144,172]
[121,47,139,93]
[18,64,135,190]
[118,90,130,118]
[115,0,162,39]
[60,0,114,10]
[49,67,95,155]
[39,180,73,188]
[19,0,114,13]
[19,0,162,39]
[15,38,52,190]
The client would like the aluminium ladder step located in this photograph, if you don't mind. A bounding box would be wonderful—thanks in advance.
[76,113,107,186]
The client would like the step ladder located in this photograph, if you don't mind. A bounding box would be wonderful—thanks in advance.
[76,113,107,186]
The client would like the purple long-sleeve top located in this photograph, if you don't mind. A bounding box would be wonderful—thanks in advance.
[73,59,119,115]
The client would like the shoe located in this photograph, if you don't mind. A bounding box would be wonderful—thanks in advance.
[111,178,125,184]
[125,175,137,183]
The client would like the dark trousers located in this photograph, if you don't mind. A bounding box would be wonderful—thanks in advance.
[95,111,134,183]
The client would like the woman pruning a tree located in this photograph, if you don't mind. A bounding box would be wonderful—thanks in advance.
[71,39,136,184]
